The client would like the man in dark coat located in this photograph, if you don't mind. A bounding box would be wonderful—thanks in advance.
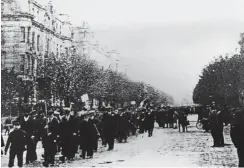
[230,107,244,167]
[92,115,100,152]
[60,108,78,162]
[209,108,222,147]
[5,120,27,167]
[145,111,155,137]
[79,115,98,159]
[139,112,145,134]
[168,109,174,128]
[31,110,44,160]
[117,112,130,143]
[178,112,187,132]
[156,109,164,127]
[103,112,117,150]
[19,109,37,164]
[42,110,59,167]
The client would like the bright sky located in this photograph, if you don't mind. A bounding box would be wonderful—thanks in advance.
[40,0,244,104]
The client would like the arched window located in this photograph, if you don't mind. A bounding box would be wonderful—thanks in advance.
[20,27,25,42]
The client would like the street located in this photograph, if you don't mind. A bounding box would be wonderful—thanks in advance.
[1,115,239,167]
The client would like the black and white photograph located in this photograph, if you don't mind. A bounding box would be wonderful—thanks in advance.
[1,0,244,167]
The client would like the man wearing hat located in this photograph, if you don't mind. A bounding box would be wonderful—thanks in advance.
[60,107,78,162]
[30,110,43,160]
[209,107,222,147]
[19,108,37,164]
[103,111,117,150]
[42,110,59,167]
[5,120,27,167]
[79,114,98,159]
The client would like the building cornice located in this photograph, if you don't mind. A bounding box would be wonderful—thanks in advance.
[31,19,72,41]
[30,0,46,10]
[2,13,34,20]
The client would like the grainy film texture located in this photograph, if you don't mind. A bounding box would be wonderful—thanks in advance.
[1,0,244,167]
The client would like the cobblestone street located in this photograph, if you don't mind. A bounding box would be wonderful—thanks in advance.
[1,115,239,167]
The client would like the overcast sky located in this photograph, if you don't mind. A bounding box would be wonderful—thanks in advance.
[41,0,244,104]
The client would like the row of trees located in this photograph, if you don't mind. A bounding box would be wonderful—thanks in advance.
[193,34,244,108]
[2,52,174,116]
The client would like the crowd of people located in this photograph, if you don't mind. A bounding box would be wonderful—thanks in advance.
[2,103,243,167]
[195,103,244,167]
[1,105,190,167]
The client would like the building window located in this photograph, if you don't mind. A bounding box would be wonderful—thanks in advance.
[27,55,31,74]
[27,27,31,43]
[32,58,35,75]
[37,35,40,51]
[20,27,25,42]
[32,32,35,50]
[1,51,6,68]
[20,54,25,73]
[60,25,61,34]
[32,8,34,15]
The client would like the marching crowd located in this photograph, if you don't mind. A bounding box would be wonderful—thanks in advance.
[3,104,243,167]
[1,106,190,167]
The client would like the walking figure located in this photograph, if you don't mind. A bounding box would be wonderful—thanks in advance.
[5,120,27,167]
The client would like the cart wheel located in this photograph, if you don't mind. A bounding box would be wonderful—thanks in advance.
[196,122,203,129]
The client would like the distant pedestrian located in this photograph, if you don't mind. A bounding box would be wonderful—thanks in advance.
[178,112,188,132]
[5,120,27,167]
[79,115,98,159]
[42,110,59,167]
[103,112,117,150]
[209,109,222,147]
[19,109,37,164]
[139,112,145,134]
[145,111,155,137]
[60,108,78,162]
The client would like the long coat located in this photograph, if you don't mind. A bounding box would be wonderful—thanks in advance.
[19,116,36,138]
[117,115,130,138]
[43,117,59,155]
[19,116,38,161]
[79,120,98,149]
[103,114,117,140]
[60,115,78,158]
[230,108,244,149]
[5,129,27,153]
[145,112,155,130]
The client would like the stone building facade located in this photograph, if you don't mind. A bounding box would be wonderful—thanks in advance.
[1,0,73,77]
[1,0,76,104]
